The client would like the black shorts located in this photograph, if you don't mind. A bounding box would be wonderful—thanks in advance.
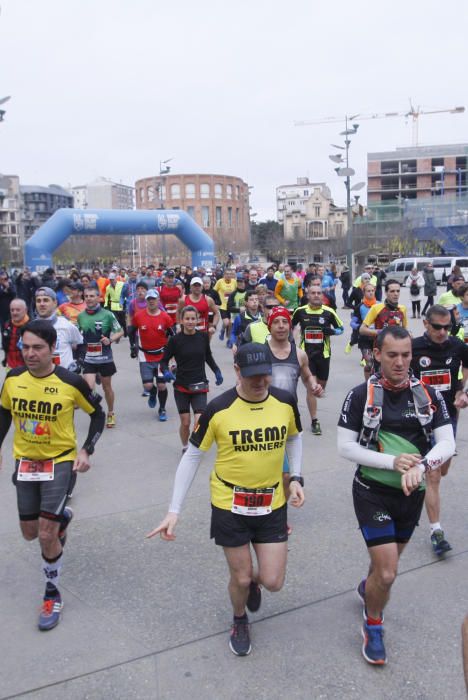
[307,353,330,381]
[82,361,117,377]
[210,503,288,547]
[139,361,165,384]
[13,460,74,522]
[220,309,231,320]
[174,388,207,415]
[352,474,425,547]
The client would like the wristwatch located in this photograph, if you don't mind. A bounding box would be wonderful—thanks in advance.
[289,475,304,487]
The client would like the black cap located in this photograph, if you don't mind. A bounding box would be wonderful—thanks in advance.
[70,281,84,292]
[235,342,272,377]
[166,269,175,276]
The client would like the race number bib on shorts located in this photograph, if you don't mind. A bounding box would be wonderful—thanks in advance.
[420,369,451,392]
[231,486,274,516]
[304,329,324,344]
[18,458,55,482]
[87,342,103,356]
[165,303,178,314]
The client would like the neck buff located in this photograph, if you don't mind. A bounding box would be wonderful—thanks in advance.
[12,314,29,327]
[85,304,101,314]
[379,374,410,392]
[362,296,376,308]
[385,300,398,311]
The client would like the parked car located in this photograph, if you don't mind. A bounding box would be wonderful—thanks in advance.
[431,257,468,284]
[384,257,433,284]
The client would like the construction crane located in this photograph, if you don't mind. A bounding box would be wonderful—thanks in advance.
[295,101,465,146]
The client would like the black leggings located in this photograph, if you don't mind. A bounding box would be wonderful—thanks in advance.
[421,296,434,315]
[411,300,421,316]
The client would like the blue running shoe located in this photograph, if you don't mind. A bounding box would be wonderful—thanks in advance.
[226,339,233,349]
[361,622,386,665]
[148,391,157,409]
[38,590,63,631]
[158,409,167,422]
[229,615,251,656]
[431,529,452,556]
[219,329,225,341]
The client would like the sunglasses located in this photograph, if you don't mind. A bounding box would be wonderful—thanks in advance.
[265,305,277,310]
[428,322,451,331]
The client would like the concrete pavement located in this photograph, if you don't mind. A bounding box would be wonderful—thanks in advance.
[0,286,467,699]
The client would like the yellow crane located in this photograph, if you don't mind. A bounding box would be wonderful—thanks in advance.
[294,101,465,146]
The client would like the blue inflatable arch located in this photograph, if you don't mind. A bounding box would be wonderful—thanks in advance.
[24,208,215,271]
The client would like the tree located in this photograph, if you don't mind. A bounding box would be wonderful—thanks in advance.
[251,221,284,258]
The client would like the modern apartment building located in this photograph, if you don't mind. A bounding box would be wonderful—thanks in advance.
[20,184,73,241]
[368,143,468,204]
[135,173,250,257]
[0,174,22,263]
[71,177,134,210]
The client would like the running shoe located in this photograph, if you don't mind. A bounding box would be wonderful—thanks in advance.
[229,615,251,656]
[59,507,74,548]
[361,622,386,665]
[311,419,322,436]
[141,390,150,397]
[38,589,63,631]
[106,413,116,429]
[431,529,452,556]
[148,391,157,409]
[345,342,352,354]
[226,339,233,349]
[357,579,384,622]
[219,329,225,341]
[246,581,262,613]
[158,409,167,422]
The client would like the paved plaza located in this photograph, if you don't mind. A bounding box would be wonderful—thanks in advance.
[1,287,467,699]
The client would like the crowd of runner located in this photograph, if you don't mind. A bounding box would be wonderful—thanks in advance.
[0,258,467,679]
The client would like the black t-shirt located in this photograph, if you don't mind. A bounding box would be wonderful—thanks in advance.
[338,381,451,488]
[411,334,468,417]
[160,331,219,389]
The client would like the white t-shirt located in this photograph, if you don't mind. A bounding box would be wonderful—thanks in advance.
[53,316,83,369]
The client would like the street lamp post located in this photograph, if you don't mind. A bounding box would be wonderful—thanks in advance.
[329,116,365,277]
[158,158,172,264]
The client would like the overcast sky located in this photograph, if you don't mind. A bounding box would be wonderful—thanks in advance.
[1,0,467,220]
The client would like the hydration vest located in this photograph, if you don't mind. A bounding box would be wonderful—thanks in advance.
[359,373,435,448]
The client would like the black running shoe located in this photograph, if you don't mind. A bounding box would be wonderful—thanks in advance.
[431,529,452,556]
[229,615,251,656]
[246,581,262,613]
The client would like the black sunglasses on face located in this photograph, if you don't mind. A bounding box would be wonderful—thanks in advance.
[428,322,451,331]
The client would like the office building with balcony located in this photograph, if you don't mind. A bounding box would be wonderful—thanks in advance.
[135,173,250,259]
[368,143,468,204]
[20,184,73,241]
[0,174,22,264]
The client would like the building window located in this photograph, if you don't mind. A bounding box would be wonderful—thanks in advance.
[214,184,222,199]
[171,184,180,199]
[215,206,222,226]
[304,190,309,196]
[200,183,210,199]
[236,208,240,227]
[314,205,320,217]
[185,183,195,198]
[139,187,145,202]
[226,184,232,199]
[202,205,210,226]
[187,205,195,219]
[227,206,232,226]
[335,222,343,235]
[147,186,155,202]
[236,185,240,199]
[9,212,15,221]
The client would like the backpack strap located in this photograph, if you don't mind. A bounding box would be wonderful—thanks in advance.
[359,375,384,447]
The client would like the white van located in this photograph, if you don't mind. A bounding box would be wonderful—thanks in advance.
[431,257,468,284]
[385,257,432,284]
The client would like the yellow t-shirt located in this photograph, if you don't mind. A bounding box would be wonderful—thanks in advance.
[214,278,237,310]
[362,302,408,329]
[0,366,102,463]
[190,386,301,510]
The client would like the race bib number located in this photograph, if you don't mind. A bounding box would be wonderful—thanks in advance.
[87,342,103,357]
[231,487,274,516]
[304,329,324,344]
[52,352,61,366]
[18,458,54,482]
[165,303,178,313]
[420,369,451,392]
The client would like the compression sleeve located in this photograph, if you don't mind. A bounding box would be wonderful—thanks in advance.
[82,403,106,454]
[419,424,455,472]
[285,433,302,476]
[168,443,203,513]
[0,405,12,448]
[337,426,395,470]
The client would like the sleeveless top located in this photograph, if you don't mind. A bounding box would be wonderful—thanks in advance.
[266,342,301,402]
[184,294,209,331]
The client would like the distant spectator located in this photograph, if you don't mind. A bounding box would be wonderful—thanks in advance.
[421,262,437,316]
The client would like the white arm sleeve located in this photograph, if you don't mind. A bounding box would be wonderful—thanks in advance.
[169,443,203,514]
[420,423,455,472]
[337,426,395,470]
[285,433,302,476]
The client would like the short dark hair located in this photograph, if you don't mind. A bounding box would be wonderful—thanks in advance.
[180,305,198,319]
[307,277,322,288]
[385,278,400,291]
[244,289,258,302]
[21,319,57,348]
[136,281,148,290]
[426,305,451,322]
[375,325,410,350]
